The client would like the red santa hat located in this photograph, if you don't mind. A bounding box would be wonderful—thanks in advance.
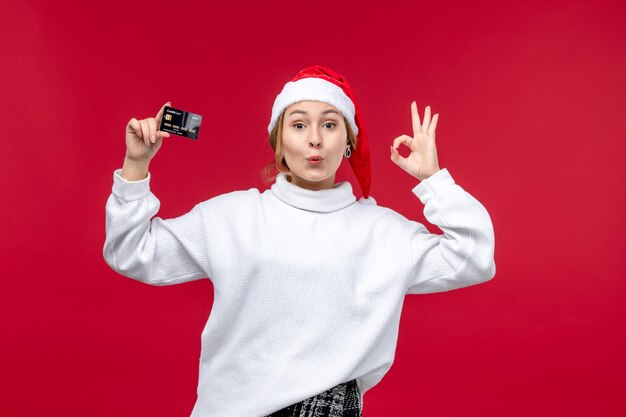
[267,65,372,198]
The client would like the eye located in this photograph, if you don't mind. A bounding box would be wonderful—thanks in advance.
[293,123,305,129]
[324,122,336,129]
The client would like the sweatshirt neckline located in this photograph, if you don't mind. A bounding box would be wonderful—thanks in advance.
[270,172,357,213]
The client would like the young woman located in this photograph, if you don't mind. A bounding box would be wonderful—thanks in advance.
[103,65,496,417]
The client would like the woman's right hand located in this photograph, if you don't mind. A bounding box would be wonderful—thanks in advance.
[125,101,172,162]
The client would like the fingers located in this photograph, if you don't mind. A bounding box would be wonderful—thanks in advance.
[390,134,412,168]
[390,145,407,168]
[412,102,436,136]
[156,101,171,129]
[411,101,421,137]
[392,134,413,150]
[147,117,157,143]
[155,130,170,140]
[127,101,171,146]
[422,106,431,133]
[140,119,151,146]
[128,118,142,138]
[427,113,439,138]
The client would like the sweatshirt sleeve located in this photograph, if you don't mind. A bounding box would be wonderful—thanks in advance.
[405,168,496,294]
[102,169,210,286]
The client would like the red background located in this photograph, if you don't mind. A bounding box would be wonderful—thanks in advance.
[1,0,624,416]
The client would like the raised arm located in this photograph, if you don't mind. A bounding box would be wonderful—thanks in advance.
[102,102,210,285]
[405,168,495,294]
[389,102,494,294]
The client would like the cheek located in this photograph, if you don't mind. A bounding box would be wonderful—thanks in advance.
[280,138,295,155]
[279,132,293,152]
[333,139,348,158]
[280,139,301,161]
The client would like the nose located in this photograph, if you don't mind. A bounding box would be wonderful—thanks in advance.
[309,127,322,148]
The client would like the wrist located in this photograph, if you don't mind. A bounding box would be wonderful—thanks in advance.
[416,167,441,182]
[122,156,150,181]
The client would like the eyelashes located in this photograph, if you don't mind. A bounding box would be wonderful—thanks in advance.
[293,122,337,129]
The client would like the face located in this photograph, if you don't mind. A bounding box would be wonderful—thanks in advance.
[281,100,350,191]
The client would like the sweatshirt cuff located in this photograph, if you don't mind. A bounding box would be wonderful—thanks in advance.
[112,168,151,201]
[411,168,455,204]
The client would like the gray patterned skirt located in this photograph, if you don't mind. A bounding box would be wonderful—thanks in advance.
[264,379,362,417]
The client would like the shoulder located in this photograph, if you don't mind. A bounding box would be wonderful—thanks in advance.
[353,195,411,223]
[198,187,262,213]
[353,195,429,234]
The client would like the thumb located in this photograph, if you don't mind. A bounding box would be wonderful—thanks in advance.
[390,146,406,168]
[156,101,172,128]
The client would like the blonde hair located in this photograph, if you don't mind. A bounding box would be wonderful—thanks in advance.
[261,110,358,184]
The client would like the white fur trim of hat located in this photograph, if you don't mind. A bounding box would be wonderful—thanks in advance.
[267,77,359,136]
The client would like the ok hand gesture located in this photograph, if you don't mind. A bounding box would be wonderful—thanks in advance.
[390,102,441,181]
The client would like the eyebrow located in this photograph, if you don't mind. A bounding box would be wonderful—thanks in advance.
[287,109,341,117]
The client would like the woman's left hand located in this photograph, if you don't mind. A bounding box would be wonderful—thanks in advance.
[390,101,441,181]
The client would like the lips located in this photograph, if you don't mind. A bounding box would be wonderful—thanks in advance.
[306,155,324,161]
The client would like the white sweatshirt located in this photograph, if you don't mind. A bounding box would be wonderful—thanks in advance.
[103,167,495,417]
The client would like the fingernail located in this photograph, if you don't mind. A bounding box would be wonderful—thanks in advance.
[151,135,155,143]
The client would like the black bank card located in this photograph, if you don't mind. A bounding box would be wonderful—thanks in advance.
[159,106,202,140]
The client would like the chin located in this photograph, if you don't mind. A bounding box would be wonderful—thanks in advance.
[299,171,330,181]
[291,169,333,184]
[298,176,326,185]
